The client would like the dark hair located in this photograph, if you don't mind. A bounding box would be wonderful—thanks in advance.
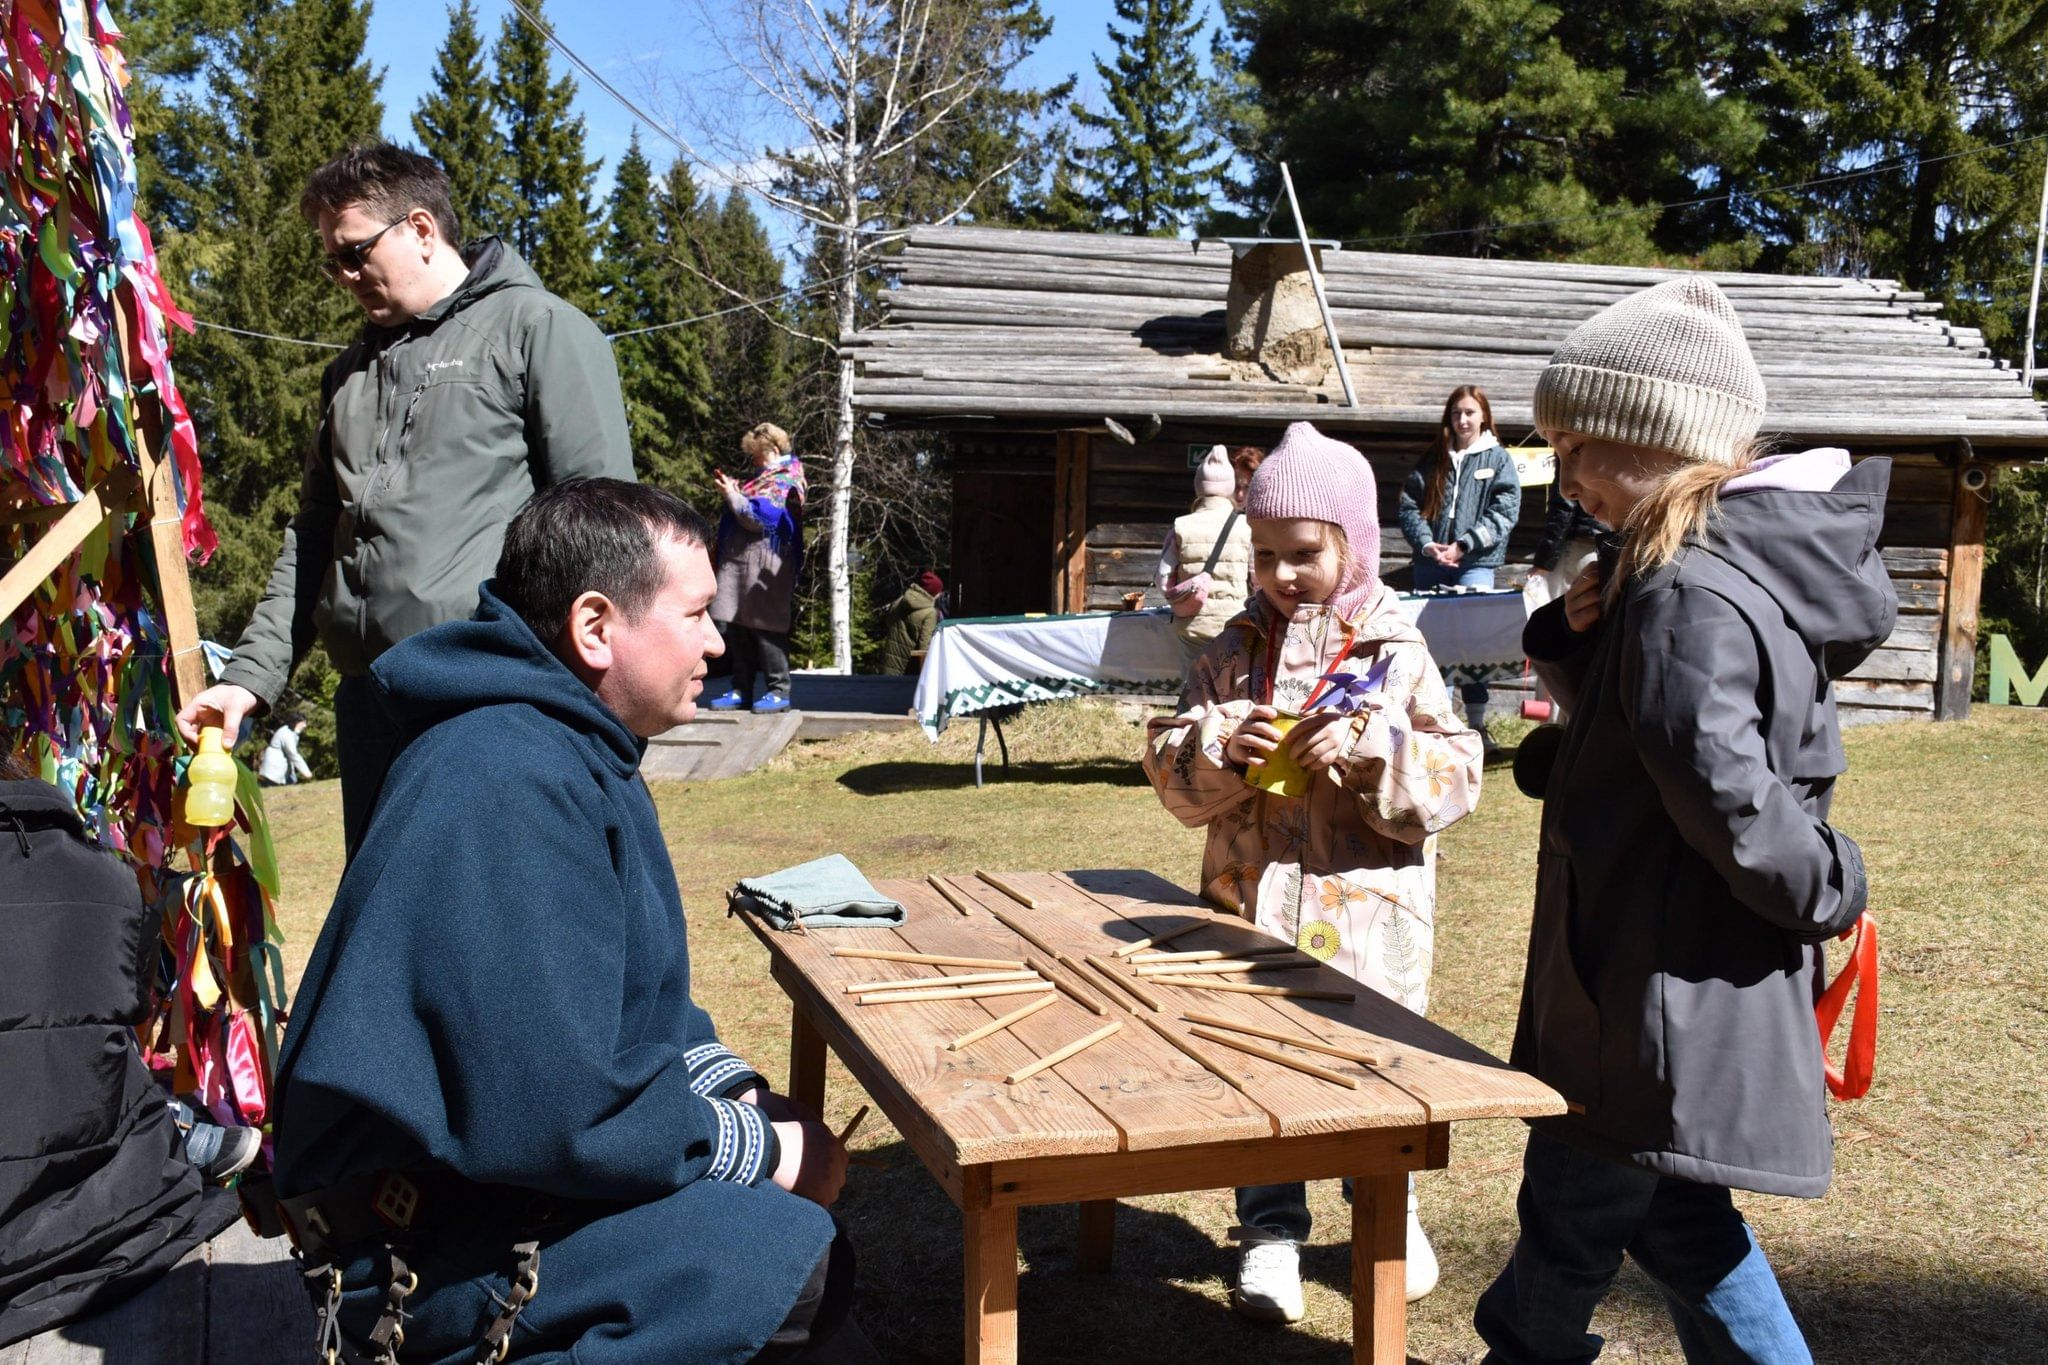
[0,749,38,782]
[1420,385,1495,523]
[496,478,715,642]
[300,142,462,246]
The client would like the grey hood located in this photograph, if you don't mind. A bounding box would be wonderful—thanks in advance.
[1710,448,1895,680]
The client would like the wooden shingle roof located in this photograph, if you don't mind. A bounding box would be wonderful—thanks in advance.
[848,225,2048,451]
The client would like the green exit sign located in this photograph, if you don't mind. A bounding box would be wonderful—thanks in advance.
[1188,443,1209,467]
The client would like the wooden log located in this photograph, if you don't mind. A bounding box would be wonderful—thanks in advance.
[1003,1021,1123,1085]
[1937,458,1995,721]
[830,947,1027,970]
[1186,1025,1361,1089]
[946,993,1060,1051]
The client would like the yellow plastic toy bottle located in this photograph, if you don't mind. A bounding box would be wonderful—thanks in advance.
[184,726,238,828]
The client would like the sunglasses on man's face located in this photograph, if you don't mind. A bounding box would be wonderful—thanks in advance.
[320,214,414,281]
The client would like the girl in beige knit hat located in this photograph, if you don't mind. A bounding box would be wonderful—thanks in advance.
[1479,277,1897,1361]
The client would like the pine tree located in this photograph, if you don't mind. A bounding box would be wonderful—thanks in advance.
[413,0,510,241]
[492,0,601,307]
[598,136,717,490]
[1206,0,1774,263]
[1073,0,1224,235]
[698,188,790,460]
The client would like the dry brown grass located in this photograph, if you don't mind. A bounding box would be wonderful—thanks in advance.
[265,703,2048,1364]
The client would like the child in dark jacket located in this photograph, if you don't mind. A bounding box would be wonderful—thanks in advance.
[1477,278,1893,1363]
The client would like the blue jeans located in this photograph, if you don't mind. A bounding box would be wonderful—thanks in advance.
[1412,560,1496,725]
[1474,1131,1811,1364]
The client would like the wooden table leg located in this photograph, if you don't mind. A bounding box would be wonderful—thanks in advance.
[1076,1200,1115,1273]
[964,1204,1019,1365]
[789,1003,827,1114]
[1352,1172,1406,1364]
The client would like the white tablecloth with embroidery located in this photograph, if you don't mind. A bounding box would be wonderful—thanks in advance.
[1395,589,1530,686]
[915,609,1183,738]
[914,593,1530,738]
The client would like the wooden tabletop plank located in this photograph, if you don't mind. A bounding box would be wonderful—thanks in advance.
[943,873,1423,1138]
[742,913,1121,1166]
[905,879,1276,1151]
[1047,871,1562,1125]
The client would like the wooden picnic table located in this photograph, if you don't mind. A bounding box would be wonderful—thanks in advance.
[739,868,1564,1364]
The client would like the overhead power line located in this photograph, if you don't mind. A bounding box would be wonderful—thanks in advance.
[193,318,346,350]
[1334,130,2048,248]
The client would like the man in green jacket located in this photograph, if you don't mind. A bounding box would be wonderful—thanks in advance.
[875,571,943,675]
[176,143,633,857]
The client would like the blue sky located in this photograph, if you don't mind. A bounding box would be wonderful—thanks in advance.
[364,0,1226,262]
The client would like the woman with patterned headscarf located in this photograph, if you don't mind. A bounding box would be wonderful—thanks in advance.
[708,423,807,713]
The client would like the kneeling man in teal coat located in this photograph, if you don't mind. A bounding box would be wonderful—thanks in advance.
[273,479,852,1362]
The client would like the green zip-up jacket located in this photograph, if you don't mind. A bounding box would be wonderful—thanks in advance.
[220,239,633,704]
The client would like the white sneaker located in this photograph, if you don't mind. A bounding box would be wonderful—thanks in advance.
[1405,1206,1439,1302]
[1233,1240,1305,1323]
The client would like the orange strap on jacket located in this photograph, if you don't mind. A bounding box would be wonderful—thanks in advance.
[1816,912,1878,1101]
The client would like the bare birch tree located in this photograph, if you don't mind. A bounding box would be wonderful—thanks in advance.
[680,0,1020,671]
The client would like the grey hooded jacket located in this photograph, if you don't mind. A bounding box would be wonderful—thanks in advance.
[220,239,633,704]
[1517,453,1895,1197]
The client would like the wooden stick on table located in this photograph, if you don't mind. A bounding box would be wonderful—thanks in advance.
[844,970,1039,994]
[974,869,1040,909]
[1002,1021,1122,1086]
[857,981,1056,1006]
[1080,956,1164,1012]
[925,874,978,916]
[1110,919,1208,958]
[1170,979,1356,1003]
[946,993,1060,1051]
[1187,1024,1362,1089]
[975,901,1062,959]
[1134,959,1316,978]
[830,948,1027,971]
[1025,956,1111,1017]
[1180,1011,1382,1067]
[1132,1013,1253,1096]
[1129,945,1301,963]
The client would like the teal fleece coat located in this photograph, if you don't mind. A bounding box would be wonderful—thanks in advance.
[273,583,833,1362]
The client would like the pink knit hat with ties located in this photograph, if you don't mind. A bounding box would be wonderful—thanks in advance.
[1243,422,1381,619]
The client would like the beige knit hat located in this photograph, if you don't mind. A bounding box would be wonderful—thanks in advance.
[1533,277,1766,466]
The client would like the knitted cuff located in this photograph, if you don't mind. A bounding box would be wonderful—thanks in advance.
[704,1096,778,1186]
[686,1043,766,1102]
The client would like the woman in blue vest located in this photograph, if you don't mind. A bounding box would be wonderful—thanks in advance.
[1399,385,1523,742]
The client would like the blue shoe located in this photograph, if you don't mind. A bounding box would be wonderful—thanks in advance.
[751,693,792,714]
[708,690,746,710]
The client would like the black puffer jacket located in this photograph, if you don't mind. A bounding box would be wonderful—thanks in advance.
[1517,453,1895,1197]
[0,779,218,1345]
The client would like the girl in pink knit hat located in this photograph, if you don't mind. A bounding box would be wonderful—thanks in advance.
[1142,421,1485,1322]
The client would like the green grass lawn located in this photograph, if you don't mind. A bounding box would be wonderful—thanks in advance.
[261,704,2048,1364]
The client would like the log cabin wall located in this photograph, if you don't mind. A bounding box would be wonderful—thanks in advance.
[1054,433,1987,728]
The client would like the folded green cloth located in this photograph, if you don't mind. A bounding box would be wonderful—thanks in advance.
[727,854,906,929]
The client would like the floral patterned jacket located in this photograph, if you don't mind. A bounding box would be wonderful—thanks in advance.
[1141,584,1484,1013]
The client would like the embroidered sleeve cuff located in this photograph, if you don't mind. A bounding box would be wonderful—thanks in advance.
[704,1096,777,1185]
[685,1042,766,1101]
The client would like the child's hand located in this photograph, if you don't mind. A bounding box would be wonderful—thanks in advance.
[1226,706,1285,768]
[1438,542,1464,567]
[1564,563,1604,633]
[1286,710,1355,773]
